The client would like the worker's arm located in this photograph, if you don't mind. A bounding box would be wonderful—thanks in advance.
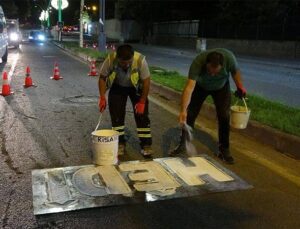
[98,57,110,112]
[232,69,247,98]
[232,69,243,88]
[98,75,107,97]
[179,79,196,124]
[140,77,150,102]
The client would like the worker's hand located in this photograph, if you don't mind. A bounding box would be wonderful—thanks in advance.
[234,85,247,99]
[135,99,146,115]
[98,96,106,112]
[179,111,187,125]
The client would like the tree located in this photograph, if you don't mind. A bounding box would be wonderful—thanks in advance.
[1,0,18,18]
[14,0,31,22]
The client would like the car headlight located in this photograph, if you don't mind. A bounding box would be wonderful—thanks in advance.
[38,34,45,41]
[10,32,19,41]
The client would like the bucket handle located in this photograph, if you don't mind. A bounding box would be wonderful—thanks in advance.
[94,113,102,132]
[234,98,249,112]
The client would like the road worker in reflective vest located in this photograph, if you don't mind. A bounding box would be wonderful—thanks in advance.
[98,44,152,157]
[170,48,247,164]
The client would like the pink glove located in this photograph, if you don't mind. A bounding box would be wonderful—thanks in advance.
[98,96,106,112]
[135,99,146,115]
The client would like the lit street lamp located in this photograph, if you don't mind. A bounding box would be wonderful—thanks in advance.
[51,0,69,41]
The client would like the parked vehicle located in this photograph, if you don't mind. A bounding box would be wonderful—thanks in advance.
[28,30,46,43]
[7,19,21,48]
[0,5,8,63]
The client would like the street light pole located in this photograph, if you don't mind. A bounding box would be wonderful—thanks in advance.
[58,0,62,41]
[47,0,51,28]
[98,0,106,52]
[58,0,62,22]
[80,0,84,48]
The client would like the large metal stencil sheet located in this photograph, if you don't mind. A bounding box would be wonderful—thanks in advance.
[32,155,252,215]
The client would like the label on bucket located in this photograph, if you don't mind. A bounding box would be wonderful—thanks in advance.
[96,136,118,143]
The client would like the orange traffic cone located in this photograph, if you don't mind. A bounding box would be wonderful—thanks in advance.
[24,66,35,88]
[0,72,13,96]
[51,62,63,80]
[88,60,98,76]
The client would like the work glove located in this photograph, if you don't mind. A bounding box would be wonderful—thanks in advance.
[135,99,146,115]
[98,96,106,112]
[234,85,247,99]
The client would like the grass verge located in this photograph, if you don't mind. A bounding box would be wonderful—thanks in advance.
[150,66,300,137]
[59,41,107,60]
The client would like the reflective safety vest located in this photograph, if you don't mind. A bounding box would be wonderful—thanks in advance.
[107,51,145,89]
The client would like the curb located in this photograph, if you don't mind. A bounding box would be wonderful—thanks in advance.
[53,41,300,160]
[53,41,104,64]
[150,82,300,160]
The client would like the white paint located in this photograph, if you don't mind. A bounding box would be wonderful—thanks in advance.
[119,161,180,196]
[8,52,19,83]
[72,166,132,196]
[97,166,132,195]
[162,157,233,185]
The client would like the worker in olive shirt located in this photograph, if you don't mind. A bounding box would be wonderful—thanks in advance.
[170,48,247,164]
[98,44,152,157]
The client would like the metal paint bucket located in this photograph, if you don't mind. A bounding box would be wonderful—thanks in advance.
[91,114,119,165]
[230,98,251,129]
[91,129,119,165]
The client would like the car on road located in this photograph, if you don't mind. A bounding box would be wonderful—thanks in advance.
[0,5,8,63]
[7,19,21,48]
[28,30,46,43]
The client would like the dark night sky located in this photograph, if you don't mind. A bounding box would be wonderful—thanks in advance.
[2,0,300,28]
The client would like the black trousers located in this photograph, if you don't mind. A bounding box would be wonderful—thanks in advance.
[108,84,152,147]
[186,82,231,149]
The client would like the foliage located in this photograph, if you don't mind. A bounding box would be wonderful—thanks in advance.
[1,0,18,18]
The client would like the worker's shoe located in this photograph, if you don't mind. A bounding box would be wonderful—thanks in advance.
[140,145,153,157]
[118,144,126,156]
[217,147,234,164]
[169,141,186,156]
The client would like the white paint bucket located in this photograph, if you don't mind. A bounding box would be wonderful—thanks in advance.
[230,98,251,129]
[91,129,119,165]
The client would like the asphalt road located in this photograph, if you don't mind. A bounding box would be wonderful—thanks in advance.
[0,42,300,228]
[131,44,300,108]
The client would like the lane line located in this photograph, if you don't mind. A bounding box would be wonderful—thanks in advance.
[149,95,300,188]
[8,53,20,83]
[242,149,300,187]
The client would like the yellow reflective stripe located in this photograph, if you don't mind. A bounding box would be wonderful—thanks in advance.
[118,131,125,136]
[137,128,151,132]
[138,134,152,138]
[112,126,125,131]
[130,72,139,87]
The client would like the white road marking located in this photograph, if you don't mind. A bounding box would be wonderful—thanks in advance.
[8,52,20,83]
[149,95,300,188]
